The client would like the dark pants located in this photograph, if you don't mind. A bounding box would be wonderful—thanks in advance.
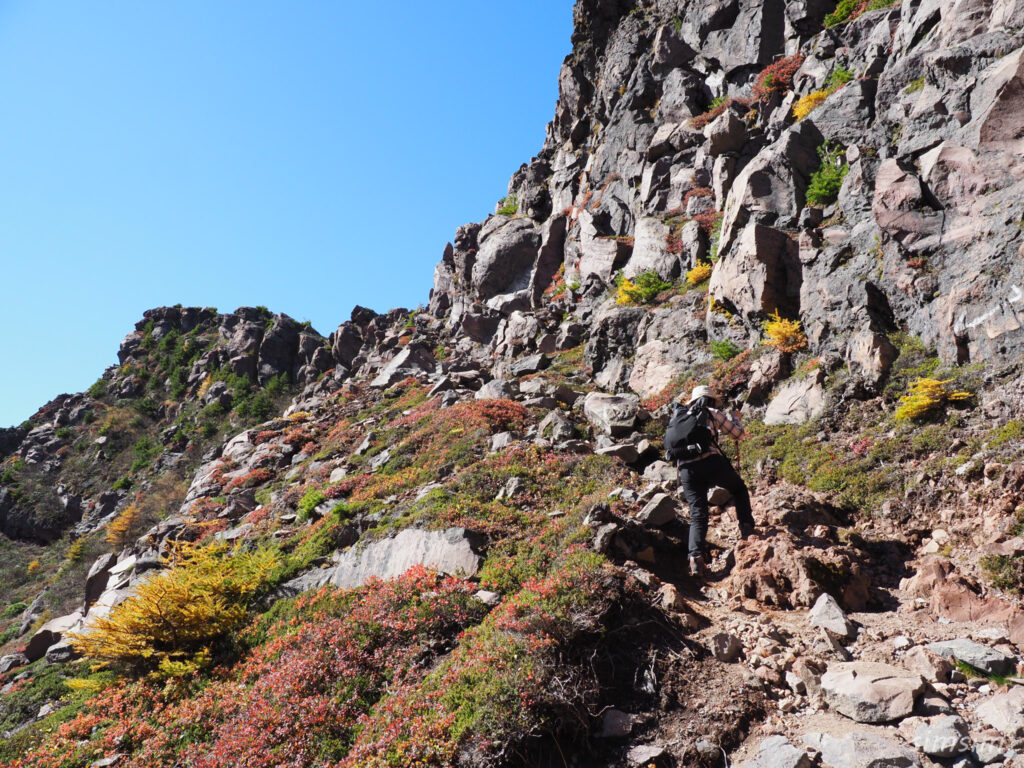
[678,453,754,559]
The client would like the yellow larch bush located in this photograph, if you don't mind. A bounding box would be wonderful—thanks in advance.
[793,89,830,120]
[762,310,807,353]
[105,503,141,549]
[687,262,713,285]
[68,541,278,677]
[894,377,972,421]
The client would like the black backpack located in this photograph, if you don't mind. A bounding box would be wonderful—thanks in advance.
[664,401,716,462]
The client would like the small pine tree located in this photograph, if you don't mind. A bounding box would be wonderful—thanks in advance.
[762,310,808,353]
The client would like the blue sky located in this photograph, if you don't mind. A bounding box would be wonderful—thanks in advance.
[0,2,574,427]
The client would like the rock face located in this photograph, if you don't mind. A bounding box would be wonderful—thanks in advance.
[820,661,925,723]
[286,528,484,593]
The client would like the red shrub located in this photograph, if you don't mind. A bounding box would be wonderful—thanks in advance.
[752,54,804,100]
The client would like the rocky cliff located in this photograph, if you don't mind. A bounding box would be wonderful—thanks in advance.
[2,1,1024,767]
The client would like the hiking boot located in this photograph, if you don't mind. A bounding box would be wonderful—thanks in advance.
[739,523,756,540]
[689,555,710,579]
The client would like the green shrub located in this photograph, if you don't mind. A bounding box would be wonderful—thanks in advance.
[904,75,926,94]
[806,142,849,206]
[297,487,328,521]
[496,195,518,216]
[87,379,107,399]
[826,66,854,91]
[866,0,898,8]
[824,0,860,26]
[1,601,26,618]
[710,339,743,360]
[614,270,672,305]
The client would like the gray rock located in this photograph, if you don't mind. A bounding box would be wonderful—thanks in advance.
[704,109,746,157]
[369,345,436,388]
[710,632,743,663]
[636,493,679,527]
[803,731,921,768]
[583,392,640,437]
[902,646,953,683]
[764,370,827,426]
[538,410,576,442]
[0,653,29,674]
[973,741,1005,764]
[44,642,78,664]
[808,592,857,640]
[820,661,925,723]
[740,735,812,768]
[471,218,541,300]
[23,612,83,663]
[600,708,633,738]
[976,685,1024,737]
[709,223,802,322]
[925,639,1016,676]
[624,217,678,280]
[913,715,970,757]
[285,527,484,593]
[510,354,549,377]
[595,443,640,463]
[475,379,514,400]
[627,745,666,766]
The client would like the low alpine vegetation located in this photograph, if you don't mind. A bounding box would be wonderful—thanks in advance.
[806,142,849,206]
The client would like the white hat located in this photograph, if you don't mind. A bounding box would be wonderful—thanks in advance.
[687,385,719,404]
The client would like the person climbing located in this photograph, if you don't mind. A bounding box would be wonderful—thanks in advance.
[666,385,755,579]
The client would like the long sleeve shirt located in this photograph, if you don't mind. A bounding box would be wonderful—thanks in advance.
[676,406,745,464]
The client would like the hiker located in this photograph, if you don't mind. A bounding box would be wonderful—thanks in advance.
[666,385,755,578]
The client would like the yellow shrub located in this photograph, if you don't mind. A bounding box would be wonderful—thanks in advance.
[106,503,142,549]
[615,277,637,305]
[762,310,807,353]
[287,410,312,422]
[68,542,278,676]
[687,262,713,285]
[196,373,213,400]
[894,378,972,421]
[27,559,40,575]
[793,89,829,120]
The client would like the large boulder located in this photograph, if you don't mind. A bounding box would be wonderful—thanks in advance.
[583,392,640,437]
[23,612,84,663]
[820,661,925,723]
[286,528,484,593]
[808,592,857,640]
[369,345,437,388]
[708,223,801,321]
[976,685,1024,738]
[471,218,541,300]
[623,218,678,280]
[764,370,827,426]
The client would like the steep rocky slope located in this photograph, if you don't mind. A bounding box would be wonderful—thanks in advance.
[2,0,1024,766]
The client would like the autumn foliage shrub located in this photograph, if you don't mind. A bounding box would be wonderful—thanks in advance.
[106,503,141,549]
[68,542,278,677]
[614,270,672,305]
[686,262,713,285]
[762,310,808,353]
[894,377,971,421]
[752,54,804,100]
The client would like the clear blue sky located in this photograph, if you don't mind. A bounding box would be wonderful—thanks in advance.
[0,2,574,427]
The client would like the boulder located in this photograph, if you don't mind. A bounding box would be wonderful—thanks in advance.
[85,552,118,611]
[764,370,827,426]
[808,592,857,640]
[0,653,29,674]
[708,223,801,321]
[583,392,640,437]
[902,646,953,683]
[925,639,1016,676]
[820,661,925,723]
[976,685,1024,738]
[45,641,79,664]
[538,410,576,442]
[475,379,514,400]
[285,527,484,592]
[369,345,436,388]
[635,493,679,527]
[471,218,541,300]
[704,109,746,156]
[739,735,812,768]
[913,715,970,757]
[803,731,921,768]
[624,218,678,280]
[23,612,84,663]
